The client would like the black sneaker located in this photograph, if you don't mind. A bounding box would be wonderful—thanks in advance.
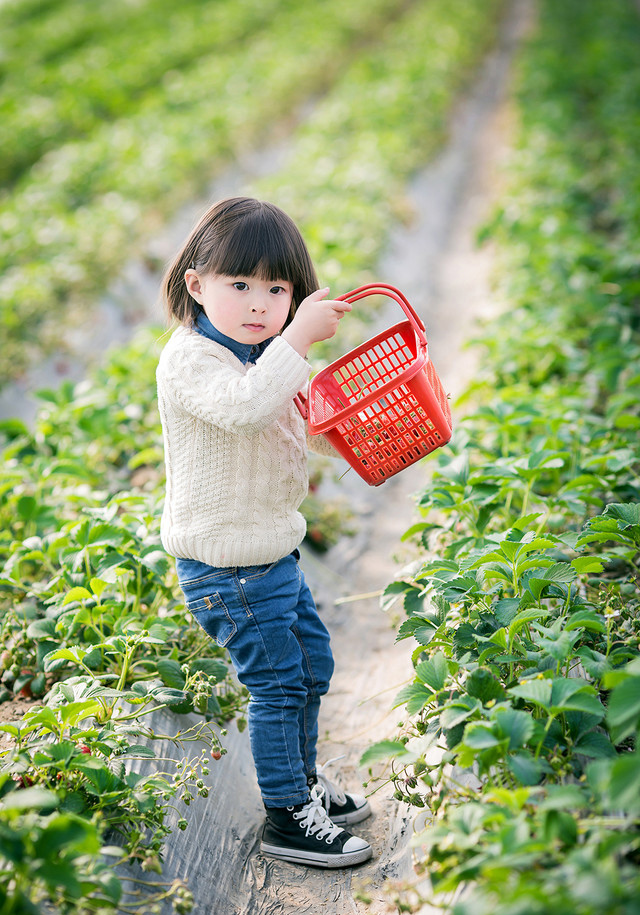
[308,758,372,827]
[260,785,372,868]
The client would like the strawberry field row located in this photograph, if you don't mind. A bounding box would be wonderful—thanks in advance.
[368,1,640,911]
[0,0,409,385]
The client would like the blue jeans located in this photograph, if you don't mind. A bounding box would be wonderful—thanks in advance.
[177,551,334,807]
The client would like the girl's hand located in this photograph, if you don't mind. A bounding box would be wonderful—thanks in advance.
[281,288,351,357]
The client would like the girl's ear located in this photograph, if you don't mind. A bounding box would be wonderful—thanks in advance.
[184,269,203,303]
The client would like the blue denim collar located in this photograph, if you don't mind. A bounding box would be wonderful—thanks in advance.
[194,309,272,364]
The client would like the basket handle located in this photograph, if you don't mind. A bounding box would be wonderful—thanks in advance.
[293,391,308,419]
[293,283,427,419]
[335,283,427,348]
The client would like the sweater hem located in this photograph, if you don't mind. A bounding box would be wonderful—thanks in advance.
[161,527,306,569]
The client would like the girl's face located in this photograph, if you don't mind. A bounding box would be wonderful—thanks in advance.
[184,272,293,345]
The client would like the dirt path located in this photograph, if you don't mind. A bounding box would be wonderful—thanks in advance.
[115,3,532,912]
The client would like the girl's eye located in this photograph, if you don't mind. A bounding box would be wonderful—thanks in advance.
[233,282,248,291]
[270,285,287,295]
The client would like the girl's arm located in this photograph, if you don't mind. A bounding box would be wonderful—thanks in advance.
[306,428,341,458]
[159,333,310,432]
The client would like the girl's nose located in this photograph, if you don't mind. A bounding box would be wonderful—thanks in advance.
[250,296,268,313]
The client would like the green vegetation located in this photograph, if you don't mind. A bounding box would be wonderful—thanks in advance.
[0,0,408,383]
[255,0,504,313]
[365,1,640,911]
[0,0,506,910]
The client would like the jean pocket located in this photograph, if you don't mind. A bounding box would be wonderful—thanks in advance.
[186,593,237,648]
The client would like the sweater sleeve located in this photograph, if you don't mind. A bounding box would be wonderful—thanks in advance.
[159,332,311,433]
[306,428,341,458]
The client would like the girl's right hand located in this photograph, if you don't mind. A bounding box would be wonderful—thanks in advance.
[281,288,351,357]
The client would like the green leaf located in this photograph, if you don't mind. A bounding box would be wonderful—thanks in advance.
[508,608,550,641]
[574,730,616,759]
[463,723,501,749]
[603,502,640,528]
[497,538,520,562]
[550,677,601,708]
[0,788,59,811]
[360,740,409,766]
[36,814,100,856]
[493,707,535,749]
[508,678,552,708]
[606,675,640,743]
[507,752,543,786]
[536,629,579,663]
[394,683,434,715]
[90,578,109,598]
[381,580,413,614]
[139,549,171,576]
[530,562,577,585]
[564,609,605,633]
[17,495,37,521]
[43,646,88,670]
[147,684,186,704]
[145,623,169,644]
[73,757,108,775]
[553,692,605,718]
[63,587,92,605]
[191,658,228,682]
[26,618,57,639]
[540,785,588,810]
[543,808,578,846]
[97,869,123,904]
[466,667,506,704]
[440,701,479,730]
[494,599,520,627]
[577,647,611,680]
[415,651,450,691]
[120,745,156,758]
[156,659,186,689]
[22,706,60,734]
[606,751,640,813]
[571,556,605,574]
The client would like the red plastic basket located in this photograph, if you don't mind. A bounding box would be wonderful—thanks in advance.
[302,283,452,486]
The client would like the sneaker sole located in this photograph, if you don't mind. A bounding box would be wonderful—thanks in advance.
[329,800,372,827]
[260,840,372,868]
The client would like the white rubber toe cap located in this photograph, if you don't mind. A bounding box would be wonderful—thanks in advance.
[343,835,371,854]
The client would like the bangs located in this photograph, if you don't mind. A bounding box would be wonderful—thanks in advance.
[203,206,302,284]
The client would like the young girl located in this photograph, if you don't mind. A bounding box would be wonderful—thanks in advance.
[157,196,373,868]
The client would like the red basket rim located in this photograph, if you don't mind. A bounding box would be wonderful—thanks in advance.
[307,320,428,435]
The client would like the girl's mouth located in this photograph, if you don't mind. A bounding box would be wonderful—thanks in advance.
[243,323,265,332]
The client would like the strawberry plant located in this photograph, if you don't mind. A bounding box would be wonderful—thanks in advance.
[364,0,640,910]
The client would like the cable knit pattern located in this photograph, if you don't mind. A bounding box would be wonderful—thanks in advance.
[157,326,334,567]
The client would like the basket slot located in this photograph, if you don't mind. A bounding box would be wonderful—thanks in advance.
[325,325,421,411]
[334,386,448,468]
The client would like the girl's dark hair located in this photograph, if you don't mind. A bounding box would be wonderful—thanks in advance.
[162,197,319,328]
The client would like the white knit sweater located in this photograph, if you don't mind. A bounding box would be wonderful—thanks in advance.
[156,325,336,567]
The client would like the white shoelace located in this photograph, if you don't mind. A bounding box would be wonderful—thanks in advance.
[293,784,343,842]
[315,755,348,809]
